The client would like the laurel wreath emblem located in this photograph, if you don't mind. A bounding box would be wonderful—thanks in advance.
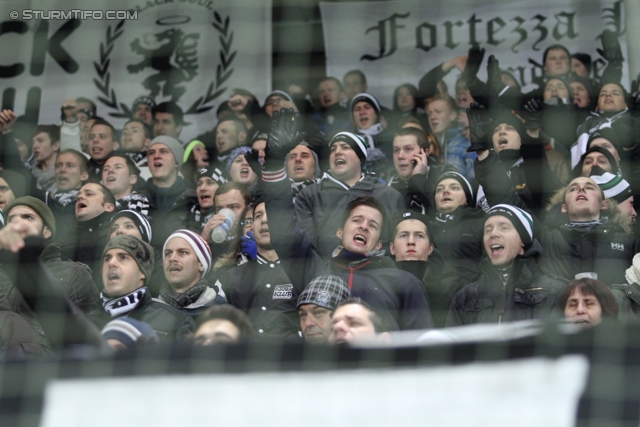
[94,12,236,118]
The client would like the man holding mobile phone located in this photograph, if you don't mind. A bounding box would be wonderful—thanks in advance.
[387,127,455,213]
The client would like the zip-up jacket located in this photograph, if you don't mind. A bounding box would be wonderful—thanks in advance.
[447,241,565,326]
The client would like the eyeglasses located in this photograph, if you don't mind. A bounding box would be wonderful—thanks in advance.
[241,218,254,227]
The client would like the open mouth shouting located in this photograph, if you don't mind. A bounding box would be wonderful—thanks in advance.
[353,233,367,247]
[76,200,88,213]
[199,193,212,204]
[489,244,504,257]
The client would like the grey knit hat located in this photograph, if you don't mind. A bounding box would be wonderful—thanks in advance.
[297,275,351,310]
[103,235,154,285]
[148,136,184,169]
[7,196,56,237]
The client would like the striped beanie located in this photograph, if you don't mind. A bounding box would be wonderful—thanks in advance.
[485,204,534,247]
[329,132,369,163]
[101,317,158,349]
[110,210,152,244]
[350,92,382,114]
[163,229,212,275]
[436,171,474,207]
[590,172,632,203]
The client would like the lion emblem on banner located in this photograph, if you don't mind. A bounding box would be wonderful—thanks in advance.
[94,11,236,118]
[127,28,200,101]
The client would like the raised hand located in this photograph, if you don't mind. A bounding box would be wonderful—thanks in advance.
[0,109,17,134]
[264,108,305,170]
[241,231,258,260]
[487,55,506,96]
[466,102,491,152]
[462,43,485,82]
[597,29,623,66]
[523,99,543,130]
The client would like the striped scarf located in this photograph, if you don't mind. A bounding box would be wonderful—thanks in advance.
[101,287,148,317]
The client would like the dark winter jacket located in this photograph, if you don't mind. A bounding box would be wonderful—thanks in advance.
[447,241,566,326]
[218,254,302,340]
[40,243,101,318]
[97,291,194,341]
[395,247,449,328]
[539,221,640,285]
[265,176,433,331]
[59,210,113,286]
[295,171,405,260]
[144,177,197,249]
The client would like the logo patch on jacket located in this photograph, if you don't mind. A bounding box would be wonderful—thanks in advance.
[272,284,293,299]
[611,242,624,251]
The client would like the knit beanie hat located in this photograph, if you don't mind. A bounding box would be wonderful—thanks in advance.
[183,139,206,163]
[0,170,26,199]
[109,210,153,243]
[575,146,618,177]
[590,172,632,203]
[297,275,351,310]
[132,95,156,111]
[587,128,621,150]
[296,141,322,179]
[485,204,534,248]
[350,93,382,114]
[329,132,369,164]
[163,229,212,275]
[435,171,474,207]
[101,317,158,349]
[491,109,526,140]
[6,196,55,237]
[394,211,431,236]
[148,136,184,169]
[196,166,228,186]
[265,90,293,104]
[103,235,154,285]
[226,146,252,171]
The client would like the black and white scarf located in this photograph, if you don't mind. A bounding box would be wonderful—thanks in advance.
[52,190,78,206]
[101,287,147,317]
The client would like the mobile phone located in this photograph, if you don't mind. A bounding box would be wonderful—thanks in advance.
[411,160,417,167]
